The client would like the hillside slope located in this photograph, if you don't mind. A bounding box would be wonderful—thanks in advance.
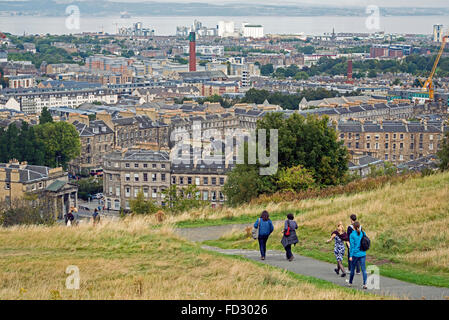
[202,172,449,287]
[0,217,376,300]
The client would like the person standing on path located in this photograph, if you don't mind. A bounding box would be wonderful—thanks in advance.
[348,221,368,289]
[347,214,361,274]
[253,210,274,260]
[327,222,349,278]
[281,213,299,261]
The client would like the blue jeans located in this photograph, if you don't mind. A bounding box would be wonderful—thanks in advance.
[349,256,367,285]
[258,235,269,257]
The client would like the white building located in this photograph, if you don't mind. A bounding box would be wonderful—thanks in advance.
[183,45,224,56]
[241,23,264,39]
[218,21,236,38]
[433,24,444,43]
[1,88,118,114]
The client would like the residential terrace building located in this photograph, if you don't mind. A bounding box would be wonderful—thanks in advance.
[335,120,449,164]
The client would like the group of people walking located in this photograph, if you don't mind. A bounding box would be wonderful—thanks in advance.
[253,212,368,289]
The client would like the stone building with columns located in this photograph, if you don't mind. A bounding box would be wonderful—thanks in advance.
[0,160,78,219]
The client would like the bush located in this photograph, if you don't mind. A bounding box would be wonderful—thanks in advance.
[0,194,55,227]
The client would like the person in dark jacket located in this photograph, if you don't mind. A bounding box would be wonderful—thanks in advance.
[347,214,361,274]
[253,210,274,260]
[281,213,299,261]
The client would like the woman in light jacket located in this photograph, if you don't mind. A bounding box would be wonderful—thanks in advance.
[253,210,274,260]
[281,213,299,261]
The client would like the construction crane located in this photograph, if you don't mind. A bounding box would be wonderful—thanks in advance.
[421,34,448,101]
[0,32,6,39]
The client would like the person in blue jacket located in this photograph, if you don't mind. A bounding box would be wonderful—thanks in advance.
[254,210,274,260]
[348,221,368,289]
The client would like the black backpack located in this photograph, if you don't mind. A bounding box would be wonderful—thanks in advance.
[360,231,370,251]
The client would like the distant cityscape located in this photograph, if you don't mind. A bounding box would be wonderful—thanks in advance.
[1,14,449,214]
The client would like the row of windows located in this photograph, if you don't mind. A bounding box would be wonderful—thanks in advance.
[348,142,437,150]
[384,154,424,161]
[124,172,167,182]
[341,133,438,140]
[171,176,225,186]
[117,186,225,201]
[125,162,166,169]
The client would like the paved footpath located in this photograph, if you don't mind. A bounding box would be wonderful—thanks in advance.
[176,224,449,300]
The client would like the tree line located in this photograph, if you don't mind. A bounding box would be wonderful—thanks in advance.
[0,108,81,168]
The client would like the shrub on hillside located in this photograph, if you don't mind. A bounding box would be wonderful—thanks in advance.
[251,173,418,205]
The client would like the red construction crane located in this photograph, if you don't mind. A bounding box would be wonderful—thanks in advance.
[0,32,6,39]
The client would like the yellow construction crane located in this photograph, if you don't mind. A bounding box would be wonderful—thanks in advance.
[421,34,448,101]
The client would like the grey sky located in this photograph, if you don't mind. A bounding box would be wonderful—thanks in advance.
[104,0,449,7]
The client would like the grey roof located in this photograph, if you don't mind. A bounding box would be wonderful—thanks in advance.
[0,163,50,183]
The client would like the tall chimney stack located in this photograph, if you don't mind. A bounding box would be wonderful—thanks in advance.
[347,59,353,84]
[189,32,196,72]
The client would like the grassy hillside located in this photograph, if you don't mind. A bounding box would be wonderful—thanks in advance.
[0,217,377,300]
[199,172,449,287]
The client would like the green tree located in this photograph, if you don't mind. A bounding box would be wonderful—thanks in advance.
[39,107,53,124]
[162,185,204,213]
[438,132,449,171]
[130,190,158,215]
[277,165,316,192]
[256,112,348,186]
[35,122,81,168]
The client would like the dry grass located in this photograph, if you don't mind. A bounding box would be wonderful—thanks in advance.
[0,216,376,300]
[202,171,449,284]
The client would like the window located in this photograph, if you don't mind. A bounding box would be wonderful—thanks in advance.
[5,182,10,190]
[125,174,130,181]
[172,176,176,184]
[410,143,414,149]
[400,134,404,140]
[152,164,157,169]
[393,134,397,139]
[211,177,216,185]
[348,143,352,148]
[366,143,370,149]
[143,187,149,198]
[212,191,217,201]
[366,135,370,140]
[385,143,388,149]
[109,186,113,195]
[400,143,403,149]
[385,134,389,139]
[410,154,414,160]
[195,177,200,185]
[399,155,404,161]
[219,177,225,185]
[203,177,208,185]
[202,191,209,201]
[152,188,157,198]
[134,188,139,198]
[152,173,157,182]
[340,133,345,139]
[180,177,184,184]
[355,142,359,149]
[134,174,139,182]
[125,163,130,168]
[143,163,148,168]
[385,154,388,160]
[161,173,166,181]
[429,143,434,150]
[109,174,112,181]
[161,164,166,169]
[143,173,148,182]
[125,187,130,197]
[116,187,120,197]
[219,192,224,201]
[419,143,423,149]
[430,135,434,140]
[134,163,139,168]
[188,177,192,185]
[393,143,396,150]
[114,200,120,210]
